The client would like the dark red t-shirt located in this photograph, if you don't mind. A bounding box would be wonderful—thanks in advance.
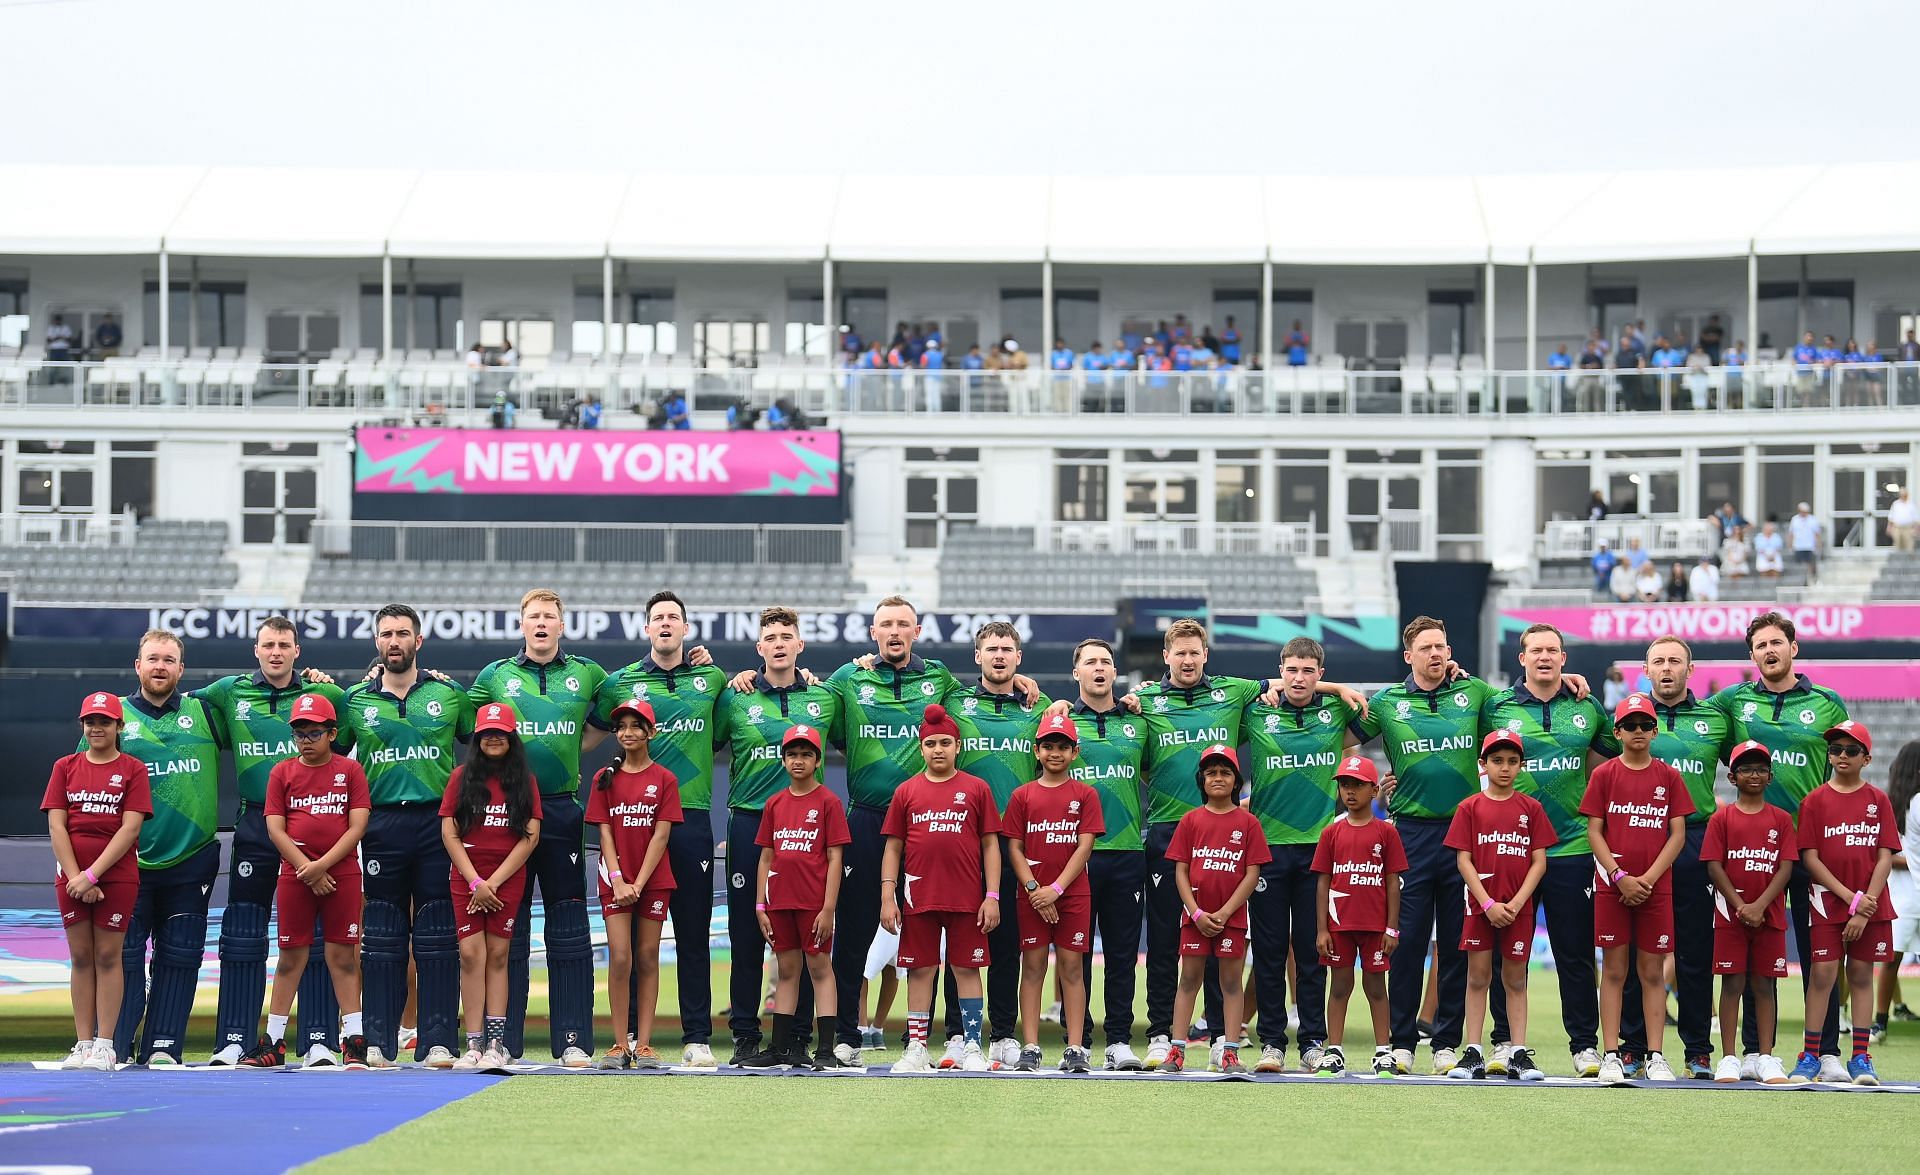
[755,784,851,911]
[1310,816,1409,932]
[1167,805,1272,929]
[41,752,153,884]
[881,770,1000,914]
[1797,782,1902,924]
[439,765,543,868]
[1579,757,1695,893]
[1003,779,1105,895]
[1444,791,1556,904]
[266,755,371,877]
[585,762,682,892]
[1701,802,1798,929]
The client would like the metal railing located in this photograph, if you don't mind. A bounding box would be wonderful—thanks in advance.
[1538,518,1721,562]
[311,519,848,565]
[1038,519,1316,557]
[0,509,138,546]
[6,357,1920,420]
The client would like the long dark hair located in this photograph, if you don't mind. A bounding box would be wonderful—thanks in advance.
[1886,741,1920,840]
[455,731,535,838]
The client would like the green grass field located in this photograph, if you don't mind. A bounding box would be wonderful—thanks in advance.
[7,962,1917,1175]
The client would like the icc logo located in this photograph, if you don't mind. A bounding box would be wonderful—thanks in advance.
[748,705,765,721]
[1372,843,1382,856]
[1654,785,1666,799]
[349,923,359,937]
[1657,934,1670,948]
[1220,937,1233,950]
[1512,941,1526,956]
[1264,715,1280,732]
[1229,830,1242,843]
[1068,800,1080,814]
[859,685,876,703]
[1868,803,1879,817]
[363,706,379,725]
[1395,701,1411,719]
[1519,813,1529,826]
[111,913,123,926]
[1767,828,1778,842]
[506,678,522,695]
[236,700,251,719]
[632,682,649,697]
[962,698,978,713]
[806,809,819,823]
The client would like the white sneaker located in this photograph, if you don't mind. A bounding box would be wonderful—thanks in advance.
[1430,1045,1459,1075]
[833,1042,864,1069]
[682,1042,717,1068]
[560,1046,591,1069]
[1573,1047,1603,1077]
[1487,1042,1513,1077]
[60,1041,91,1070]
[1714,1055,1743,1083]
[890,1041,934,1073]
[1254,1044,1285,1073]
[146,1051,179,1068]
[1596,1052,1625,1084]
[365,1046,397,1070]
[82,1040,116,1071]
[1300,1044,1325,1071]
[397,1026,418,1052]
[424,1045,456,1070]
[938,1035,966,1070]
[1816,1054,1850,1083]
[1644,1052,1675,1081]
[1389,1047,1415,1075]
[1143,1035,1172,1070]
[1738,1052,1760,1081]
[303,1043,339,1068]
[989,1038,1021,1070]
[451,1048,483,1070]
[1756,1054,1789,1085]
[478,1045,508,1069]
[1105,1042,1144,1071]
[208,1043,243,1067]
[959,1040,990,1072]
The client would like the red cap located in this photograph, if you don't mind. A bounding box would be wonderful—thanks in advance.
[1480,728,1524,758]
[919,703,960,742]
[1725,739,1771,768]
[781,723,823,753]
[289,693,336,724]
[474,701,519,734]
[1824,720,1872,755]
[1333,754,1379,785]
[1035,712,1080,746]
[1197,743,1241,777]
[78,691,123,721]
[610,697,656,727]
[1613,693,1656,724]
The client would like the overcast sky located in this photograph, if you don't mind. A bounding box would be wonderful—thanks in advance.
[2,0,1907,175]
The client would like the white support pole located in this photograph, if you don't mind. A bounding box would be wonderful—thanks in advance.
[186,256,199,354]
[1041,256,1054,358]
[1483,258,1496,364]
[1525,252,1538,408]
[601,254,614,365]
[1746,245,1759,353]
[380,252,393,363]
[157,248,170,354]
[1260,256,1274,376]
[822,255,835,363]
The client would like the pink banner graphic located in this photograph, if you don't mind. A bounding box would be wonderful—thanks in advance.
[1609,660,1920,702]
[353,428,839,496]
[1501,603,1920,644]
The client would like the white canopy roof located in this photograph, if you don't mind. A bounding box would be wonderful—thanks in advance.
[1,163,1916,264]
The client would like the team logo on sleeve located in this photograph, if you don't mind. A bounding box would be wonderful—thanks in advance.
[426,700,443,717]
[506,678,523,695]
[235,700,252,720]
[1506,719,1522,732]
[1264,714,1281,732]
[631,682,650,698]
[748,704,765,721]
[1741,702,1758,719]
[362,706,380,727]
[962,697,978,713]
[123,722,141,738]
[1396,701,1412,719]
[858,685,876,703]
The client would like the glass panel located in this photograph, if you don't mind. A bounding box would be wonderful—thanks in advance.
[905,477,937,515]
[243,468,277,510]
[18,468,52,509]
[1057,460,1108,521]
[110,456,154,519]
[242,513,277,544]
[285,512,315,546]
[307,314,340,354]
[1761,460,1815,524]
[1437,465,1479,537]
[999,290,1042,352]
[60,469,92,510]
[266,313,301,354]
[905,519,938,549]
[1334,322,1368,358]
[1278,464,1328,529]
[1384,477,1420,511]
[1834,469,1865,512]
[837,289,885,349]
[1646,471,1679,515]
[1124,475,1160,518]
[1347,477,1380,515]
[1608,472,1640,516]
[1215,464,1258,524]
[1698,461,1742,515]
[1162,476,1196,518]
[284,469,317,510]
[1374,321,1409,361]
[946,477,978,515]
[1055,291,1099,352]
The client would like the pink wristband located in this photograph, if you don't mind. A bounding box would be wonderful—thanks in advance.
[984,891,1000,901]
[1610,868,1627,884]
[1480,897,1495,913]
[1384,927,1400,939]
[468,877,482,893]
[1849,892,1863,915]
[83,867,98,886]
[607,870,623,885]
[755,902,768,912]
[1191,908,1209,923]
[1049,882,1064,896]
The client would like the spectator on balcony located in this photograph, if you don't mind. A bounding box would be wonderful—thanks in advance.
[1609,559,1637,603]
[1591,540,1618,591]
[1169,336,1193,371]
[1753,520,1785,577]
[1901,329,1920,363]
[1050,338,1074,376]
[961,343,986,394]
[1169,314,1192,343]
[1683,344,1712,409]
[1109,338,1134,373]
[1721,525,1751,578]
[45,314,75,364]
[1603,666,1632,711]
[1710,501,1748,540]
[1284,320,1310,367]
[662,389,690,430]
[1576,344,1607,411]
[1816,335,1842,368]
[579,393,603,430]
[1585,328,1611,360]
[1635,560,1663,603]
[1689,555,1721,602]
[1190,333,1216,369]
[1788,502,1823,574]
[1888,489,1918,552]
[1588,490,1609,521]
[838,325,862,359]
[489,390,516,429]
[1624,536,1649,570]
[1793,330,1819,367]
[1547,343,1572,371]
[92,313,122,359]
[1219,317,1242,365]
[1649,335,1685,369]
[1080,341,1108,381]
[1698,314,1726,364]
[920,336,946,412]
[1614,335,1647,409]
[1724,339,1747,366]
[1665,561,1691,603]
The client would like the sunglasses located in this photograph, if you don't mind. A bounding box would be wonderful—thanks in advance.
[1827,742,1866,757]
[1617,720,1657,733]
[290,727,331,741]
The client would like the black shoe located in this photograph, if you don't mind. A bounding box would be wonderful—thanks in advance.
[239,1034,286,1068]
[728,1042,762,1066]
[737,1048,791,1069]
[342,1035,368,1070]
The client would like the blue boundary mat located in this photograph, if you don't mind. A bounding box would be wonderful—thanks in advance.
[0,1067,500,1172]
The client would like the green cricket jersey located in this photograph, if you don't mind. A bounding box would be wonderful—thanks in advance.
[592,657,729,811]
[1244,694,1357,846]
[197,672,346,807]
[1481,684,1618,857]
[468,650,607,797]
[113,692,225,871]
[716,674,843,811]
[1068,701,1151,851]
[1649,692,1735,822]
[1352,676,1497,821]
[336,678,476,806]
[1136,674,1265,827]
[827,655,962,810]
[952,681,1051,815]
[1708,676,1848,815]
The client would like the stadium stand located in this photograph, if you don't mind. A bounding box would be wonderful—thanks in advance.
[0,519,237,602]
[938,525,1319,610]
[1868,551,1920,599]
[1533,556,1814,600]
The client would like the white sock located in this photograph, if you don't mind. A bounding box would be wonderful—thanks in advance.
[342,1012,363,1037]
[266,1014,289,1041]
[93,1037,112,1049]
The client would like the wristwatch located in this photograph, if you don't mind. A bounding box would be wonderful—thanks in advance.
[1023,880,1040,893]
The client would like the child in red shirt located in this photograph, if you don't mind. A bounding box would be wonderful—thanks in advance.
[440,701,542,1069]
[746,724,850,1070]
[1167,744,1270,1074]
[1445,730,1552,1081]
[44,691,151,1071]
[1702,740,1797,1084]
[1581,694,1693,1083]
[1792,721,1900,1085]
[1311,755,1406,1077]
[1004,713,1104,1073]
[881,704,1001,1073]
[586,698,681,1070]
[246,693,371,1069]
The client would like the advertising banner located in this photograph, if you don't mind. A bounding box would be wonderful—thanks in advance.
[1498,603,1920,645]
[353,428,840,497]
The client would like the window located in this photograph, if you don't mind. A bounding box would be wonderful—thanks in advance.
[1591,286,1637,346]
[1426,289,1478,359]
[572,288,678,357]
[0,274,26,350]
[242,456,318,546]
[1698,449,1743,519]
[1122,449,1199,523]
[111,440,155,520]
[480,318,553,360]
[1436,456,1482,559]
[1760,452,1814,525]
[143,282,190,348]
[1055,449,1109,522]
[838,289,887,350]
[18,466,93,512]
[264,312,341,361]
[1756,280,1854,353]
[693,320,767,368]
[1215,450,1260,525]
[1001,289,1098,352]
[1277,449,1330,554]
[904,449,979,549]
[1536,459,1593,529]
[360,281,462,352]
[785,287,826,358]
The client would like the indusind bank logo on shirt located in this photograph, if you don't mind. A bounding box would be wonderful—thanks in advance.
[912,806,970,834]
